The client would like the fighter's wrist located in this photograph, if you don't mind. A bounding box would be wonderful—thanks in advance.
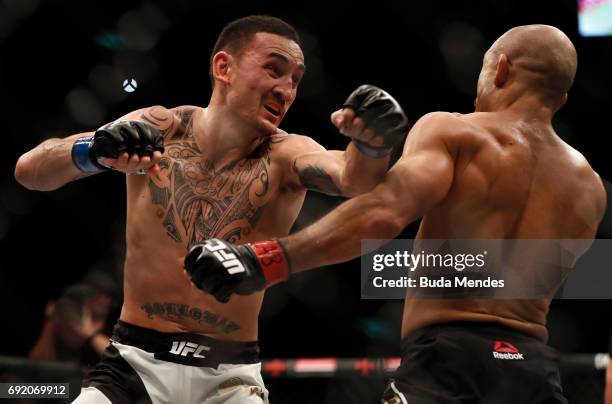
[351,140,392,159]
[71,136,109,173]
[249,239,291,287]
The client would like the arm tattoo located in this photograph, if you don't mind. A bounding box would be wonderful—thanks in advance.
[294,161,342,195]
[140,302,241,334]
[147,108,271,247]
[141,106,169,127]
[139,105,191,139]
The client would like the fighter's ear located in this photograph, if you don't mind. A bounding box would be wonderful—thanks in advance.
[212,51,232,86]
[494,53,510,88]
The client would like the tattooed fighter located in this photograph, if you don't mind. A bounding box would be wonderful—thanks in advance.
[14,16,407,404]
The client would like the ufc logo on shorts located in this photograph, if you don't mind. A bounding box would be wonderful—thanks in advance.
[169,341,211,358]
[203,239,246,274]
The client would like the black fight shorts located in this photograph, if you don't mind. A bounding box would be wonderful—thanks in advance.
[381,322,567,404]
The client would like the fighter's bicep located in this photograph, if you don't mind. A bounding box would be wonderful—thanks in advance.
[291,150,344,195]
[382,147,454,226]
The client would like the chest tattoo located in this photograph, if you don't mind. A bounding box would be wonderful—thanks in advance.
[147,108,271,247]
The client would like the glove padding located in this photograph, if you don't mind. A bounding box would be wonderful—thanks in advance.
[92,121,165,161]
[184,239,290,303]
[343,84,409,150]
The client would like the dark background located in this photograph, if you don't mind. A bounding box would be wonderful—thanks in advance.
[1,0,611,402]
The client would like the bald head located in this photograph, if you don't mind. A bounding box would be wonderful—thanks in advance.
[488,25,577,100]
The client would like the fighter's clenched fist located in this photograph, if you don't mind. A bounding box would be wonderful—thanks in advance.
[331,84,409,158]
[72,121,164,175]
[184,239,289,303]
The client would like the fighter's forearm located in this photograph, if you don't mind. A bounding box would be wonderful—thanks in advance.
[338,142,390,196]
[293,146,389,197]
[282,190,403,273]
[15,133,95,191]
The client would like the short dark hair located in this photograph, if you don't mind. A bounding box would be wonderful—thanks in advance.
[209,15,301,88]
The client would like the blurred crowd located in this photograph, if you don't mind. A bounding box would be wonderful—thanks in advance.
[28,270,119,368]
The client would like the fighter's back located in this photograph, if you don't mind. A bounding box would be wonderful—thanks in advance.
[403,111,606,341]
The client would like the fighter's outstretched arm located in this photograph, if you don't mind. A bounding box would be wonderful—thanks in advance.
[285,112,455,272]
[15,132,100,191]
[287,85,409,197]
[14,106,174,191]
[184,112,457,303]
[282,133,390,197]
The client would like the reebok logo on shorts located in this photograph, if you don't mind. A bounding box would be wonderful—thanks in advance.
[492,340,525,360]
[169,341,211,358]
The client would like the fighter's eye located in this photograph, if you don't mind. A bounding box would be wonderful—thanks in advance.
[265,65,281,78]
[292,73,303,88]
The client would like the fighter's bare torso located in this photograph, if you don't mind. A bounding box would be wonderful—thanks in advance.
[121,105,306,340]
[402,111,605,341]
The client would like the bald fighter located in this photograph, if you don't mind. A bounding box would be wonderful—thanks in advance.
[187,25,606,403]
[14,16,407,404]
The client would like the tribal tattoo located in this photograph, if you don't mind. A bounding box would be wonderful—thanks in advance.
[140,105,183,138]
[140,302,240,334]
[144,107,271,247]
[293,161,342,195]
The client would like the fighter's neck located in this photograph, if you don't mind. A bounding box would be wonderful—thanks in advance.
[486,93,556,123]
[197,106,268,169]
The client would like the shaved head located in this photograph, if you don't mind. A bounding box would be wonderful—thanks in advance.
[476,25,577,111]
[492,25,577,97]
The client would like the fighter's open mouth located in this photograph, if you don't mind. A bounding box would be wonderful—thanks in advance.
[265,104,281,116]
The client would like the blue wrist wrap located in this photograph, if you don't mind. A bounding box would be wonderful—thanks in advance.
[72,136,105,173]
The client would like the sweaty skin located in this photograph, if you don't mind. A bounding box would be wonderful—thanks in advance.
[279,25,606,342]
[122,104,385,340]
[122,105,304,340]
[399,111,603,341]
[14,33,390,341]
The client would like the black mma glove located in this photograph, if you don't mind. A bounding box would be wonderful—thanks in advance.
[343,84,409,158]
[72,121,165,173]
[184,239,290,303]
